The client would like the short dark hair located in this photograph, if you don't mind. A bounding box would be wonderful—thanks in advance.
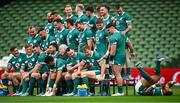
[44,56,54,64]
[33,43,40,48]
[66,18,74,26]
[115,4,122,9]
[85,6,94,13]
[50,12,57,16]
[101,5,110,12]
[96,18,103,24]
[54,19,63,24]
[49,43,58,50]
[10,46,17,52]
[106,22,115,29]
[37,28,45,34]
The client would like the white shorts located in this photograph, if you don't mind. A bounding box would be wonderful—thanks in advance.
[135,81,143,93]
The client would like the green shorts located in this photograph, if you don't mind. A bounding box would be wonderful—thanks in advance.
[113,55,126,65]
[39,64,49,74]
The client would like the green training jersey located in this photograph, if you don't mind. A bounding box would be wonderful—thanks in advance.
[54,28,69,46]
[48,51,60,59]
[78,28,94,52]
[83,51,102,71]
[62,15,78,24]
[67,52,86,67]
[27,34,42,46]
[95,27,109,57]
[88,15,98,34]
[76,14,89,23]
[102,15,113,26]
[23,53,38,72]
[114,12,132,32]
[40,35,56,51]
[152,87,163,96]
[66,28,79,52]
[45,22,54,36]
[109,31,126,64]
[37,52,49,73]
[49,58,66,72]
[8,53,26,72]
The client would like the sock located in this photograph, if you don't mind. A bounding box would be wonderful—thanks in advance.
[41,79,47,93]
[22,79,27,93]
[39,79,46,93]
[155,61,161,75]
[18,85,22,93]
[49,79,55,88]
[137,67,151,81]
[28,77,36,95]
[89,84,95,94]
[2,79,8,86]
[117,85,123,93]
[14,85,19,93]
[73,78,80,94]
[109,67,113,75]
[121,68,125,77]
[66,80,73,93]
[126,67,131,76]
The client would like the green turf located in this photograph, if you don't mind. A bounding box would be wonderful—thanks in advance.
[0,86,180,103]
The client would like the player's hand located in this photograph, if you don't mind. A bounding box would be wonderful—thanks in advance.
[97,76,104,81]
[56,14,63,20]
[130,52,136,58]
[77,71,81,76]
[24,72,30,78]
[121,31,126,35]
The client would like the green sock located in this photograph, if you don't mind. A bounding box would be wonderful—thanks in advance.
[66,80,73,93]
[126,67,131,76]
[14,85,19,93]
[2,79,8,86]
[82,77,89,86]
[121,68,125,77]
[109,67,113,75]
[49,79,55,88]
[73,78,80,94]
[155,61,161,75]
[18,85,22,93]
[22,79,27,93]
[41,79,47,93]
[117,85,123,93]
[138,67,151,81]
[89,84,95,94]
[28,77,36,95]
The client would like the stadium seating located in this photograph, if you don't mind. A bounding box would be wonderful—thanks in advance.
[0,0,179,67]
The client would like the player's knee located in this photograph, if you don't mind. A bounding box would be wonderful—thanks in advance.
[42,73,48,80]
[65,73,71,80]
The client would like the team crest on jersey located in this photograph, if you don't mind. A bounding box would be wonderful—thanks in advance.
[46,29,49,33]
[116,21,120,26]
[15,63,20,67]
[96,37,99,42]
[28,63,32,67]
[56,38,60,43]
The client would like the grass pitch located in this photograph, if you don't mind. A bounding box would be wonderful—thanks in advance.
[0,86,180,103]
